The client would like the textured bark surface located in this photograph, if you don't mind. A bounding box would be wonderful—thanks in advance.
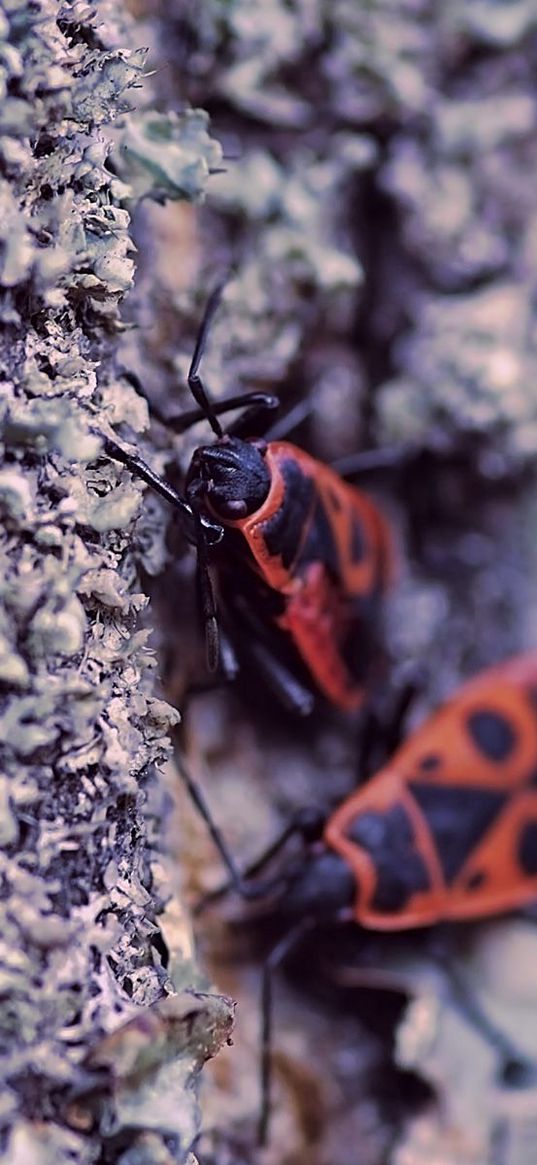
[0,4,232,1163]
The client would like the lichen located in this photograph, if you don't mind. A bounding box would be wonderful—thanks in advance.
[0,1,228,1162]
[115,109,223,204]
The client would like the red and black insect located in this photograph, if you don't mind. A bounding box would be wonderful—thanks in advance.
[103,285,394,715]
[292,651,537,929]
[190,653,537,1141]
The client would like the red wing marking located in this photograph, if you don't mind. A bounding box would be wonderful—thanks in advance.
[276,561,365,711]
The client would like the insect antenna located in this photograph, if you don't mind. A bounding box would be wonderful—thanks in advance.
[186,282,228,438]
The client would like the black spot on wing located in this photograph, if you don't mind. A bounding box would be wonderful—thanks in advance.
[408,781,507,883]
[518,822,537,876]
[419,754,441,773]
[295,497,340,576]
[345,803,430,914]
[464,869,486,891]
[467,709,516,762]
[262,459,315,570]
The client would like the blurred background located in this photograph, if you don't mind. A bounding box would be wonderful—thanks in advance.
[115,2,537,1163]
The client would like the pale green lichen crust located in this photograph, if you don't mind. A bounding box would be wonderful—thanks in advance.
[0,2,230,1163]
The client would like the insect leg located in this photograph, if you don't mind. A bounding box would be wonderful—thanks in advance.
[186,285,282,439]
[117,366,279,437]
[245,637,316,716]
[262,398,313,442]
[356,666,425,781]
[355,705,385,783]
[192,508,220,672]
[434,948,537,1084]
[331,444,418,477]
[383,665,426,754]
[176,753,319,904]
[101,435,223,547]
[224,394,280,439]
[158,391,280,436]
[258,917,317,1146]
[177,632,240,717]
[216,627,240,681]
[228,596,316,716]
[194,805,326,916]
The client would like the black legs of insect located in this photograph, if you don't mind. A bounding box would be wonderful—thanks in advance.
[176,751,325,907]
[102,434,223,671]
[160,391,280,439]
[142,282,279,438]
[258,917,317,1147]
[429,938,537,1088]
[225,593,316,717]
[192,508,219,672]
[101,436,195,532]
[331,445,418,477]
[101,435,223,550]
[193,803,326,917]
[176,752,328,1145]
[356,668,425,781]
[101,287,284,688]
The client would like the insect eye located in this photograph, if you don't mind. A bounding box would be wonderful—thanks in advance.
[219,499,248,518]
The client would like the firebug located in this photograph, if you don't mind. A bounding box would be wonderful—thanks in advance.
[102,284,394,715]
[190,653,537,1141]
